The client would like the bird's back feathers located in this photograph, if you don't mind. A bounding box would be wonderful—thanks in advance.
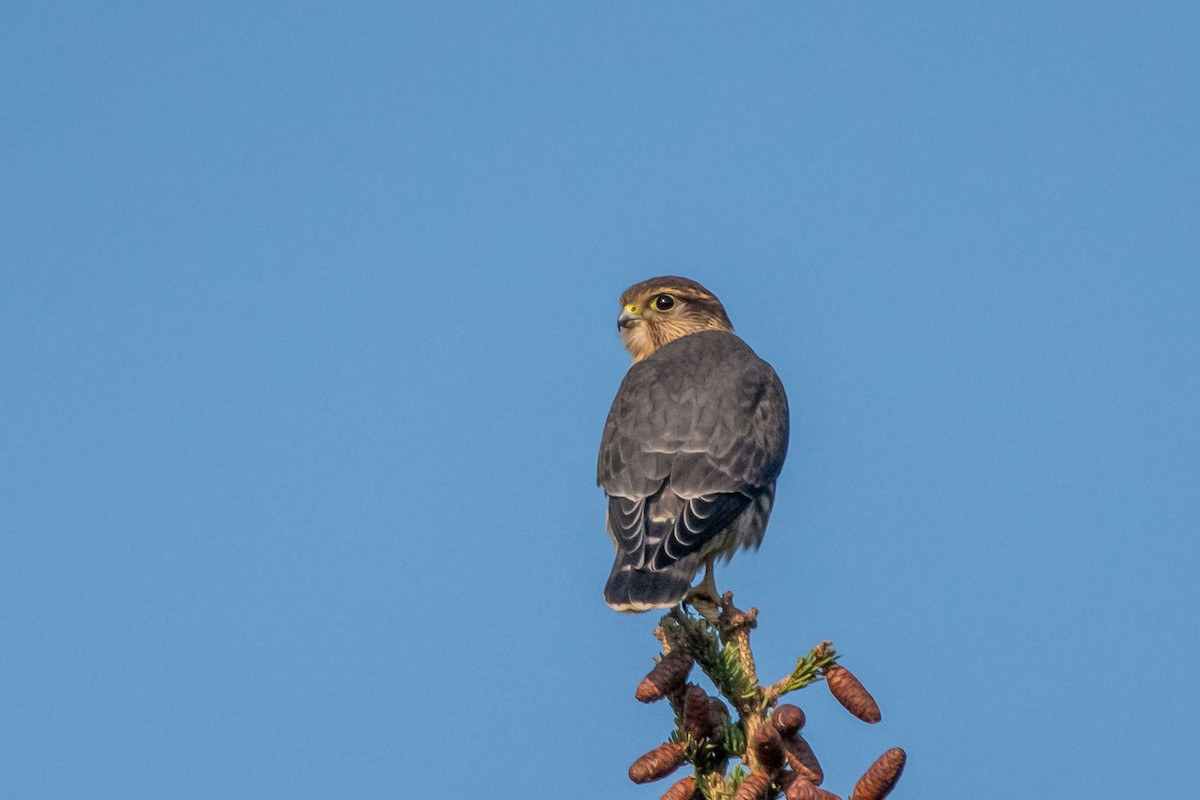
[598,330,788,612]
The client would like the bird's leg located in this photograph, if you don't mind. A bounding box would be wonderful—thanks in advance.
[696,559,719,601]
[685,559,722,621]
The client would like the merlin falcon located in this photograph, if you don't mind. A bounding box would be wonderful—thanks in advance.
[598,277,789,612]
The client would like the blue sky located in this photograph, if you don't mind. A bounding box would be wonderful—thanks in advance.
[2,3,1197,798]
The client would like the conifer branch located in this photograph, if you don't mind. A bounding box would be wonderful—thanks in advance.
[624,592,906,800]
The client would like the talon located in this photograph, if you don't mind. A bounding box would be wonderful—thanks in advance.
[684,558,721,607]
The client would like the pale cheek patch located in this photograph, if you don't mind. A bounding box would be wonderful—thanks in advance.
[621,325,656,363]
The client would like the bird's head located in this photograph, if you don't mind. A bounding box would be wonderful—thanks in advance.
[616,276,733,362]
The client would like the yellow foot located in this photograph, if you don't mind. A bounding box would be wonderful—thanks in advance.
[684,560,722,621]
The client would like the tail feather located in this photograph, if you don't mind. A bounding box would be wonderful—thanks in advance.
[604,567,692,613]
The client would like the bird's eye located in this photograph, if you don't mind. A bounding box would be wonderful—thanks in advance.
[654,294,675,311]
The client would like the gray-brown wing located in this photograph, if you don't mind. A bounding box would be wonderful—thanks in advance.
[597,331,789,566]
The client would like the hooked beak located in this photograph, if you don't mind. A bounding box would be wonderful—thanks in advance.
[617,309,642,330]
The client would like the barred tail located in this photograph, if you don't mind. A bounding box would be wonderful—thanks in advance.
[604,565,692,613]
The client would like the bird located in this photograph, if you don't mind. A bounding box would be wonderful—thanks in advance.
[597,276,790,613]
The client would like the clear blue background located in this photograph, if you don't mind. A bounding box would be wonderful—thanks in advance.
[3,3,1197,798]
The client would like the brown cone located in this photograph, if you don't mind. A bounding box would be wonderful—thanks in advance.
[772,704,806,736]
[629,742,687,784]
[659,774,702,800]
[709,697,730,727]
[786,777,841,800]
[752,721,786,772]
[852,747,906,800]
[782,733,824,785]
[824,666,881,724]
[682,684,714,738]
[636,650,694,703]
[733,770,772,800]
